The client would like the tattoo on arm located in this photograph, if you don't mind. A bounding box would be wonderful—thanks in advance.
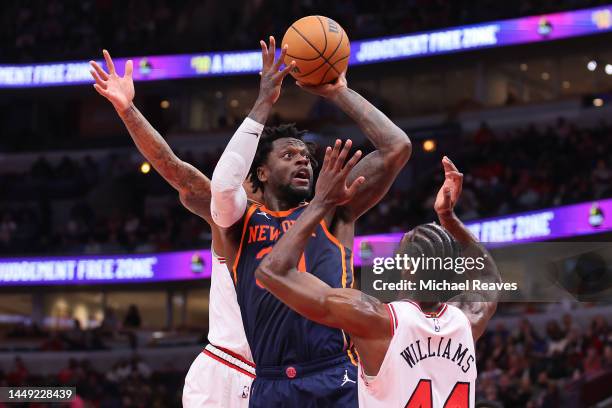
[332,88,410,155]
[119,104,212,219]
[360,291,382,310]
[441,213,500,340]
[331,88,411,220]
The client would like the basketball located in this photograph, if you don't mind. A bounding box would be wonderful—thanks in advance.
[282,16,350,85]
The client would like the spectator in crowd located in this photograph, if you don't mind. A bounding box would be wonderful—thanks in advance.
[100,307,119,337]
[0,310,608,406]
[0,118,610,254]
[123,304,142,329]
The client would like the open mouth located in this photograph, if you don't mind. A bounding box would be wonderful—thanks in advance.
[292,169,310,185]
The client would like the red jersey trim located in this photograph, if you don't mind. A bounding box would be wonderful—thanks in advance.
[385,304,395,336]
[211,344,256,368]
[203,350,256,379]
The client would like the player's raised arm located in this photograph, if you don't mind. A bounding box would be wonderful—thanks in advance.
[435,156,500,341]
[89,50,212,222]
[297,72,412,220]
[209,37,295,228]
[255,140,390,338]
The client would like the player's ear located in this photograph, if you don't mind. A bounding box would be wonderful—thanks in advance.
[257,166,269,184]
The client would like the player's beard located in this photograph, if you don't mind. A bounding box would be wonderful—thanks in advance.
[279,182,312,206]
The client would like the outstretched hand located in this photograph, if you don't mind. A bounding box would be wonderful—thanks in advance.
[257,36,295,105]
[296,71,348,99]
[314,139,365,207]
[89,50,134,113]
[434,156,463,216]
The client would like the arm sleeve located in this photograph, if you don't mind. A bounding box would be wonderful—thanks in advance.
[210,117,264,227]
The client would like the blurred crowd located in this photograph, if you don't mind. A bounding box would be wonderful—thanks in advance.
[0,355,183,407]
[1,0,609,63]
[0,117,610,255]
[1,305,144,352]
[475,314,611,407]
[0,313,608,407]
[358,117,612,234]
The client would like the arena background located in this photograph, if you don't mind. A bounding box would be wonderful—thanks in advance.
[0,1,611,407]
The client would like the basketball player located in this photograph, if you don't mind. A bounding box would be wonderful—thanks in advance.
[88,39,291,407]
[255,148,501,407]
[210,37,412,407]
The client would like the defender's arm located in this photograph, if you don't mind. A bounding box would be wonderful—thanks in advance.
[90,50,213,222]
[435,157,500,341]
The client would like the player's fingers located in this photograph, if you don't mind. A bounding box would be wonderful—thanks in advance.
[346,176,366,198]
[279,61,295,79]
[343,150,362,174]
[321,146,332,171]
[93,83,110,97]
[328,139,342,169]
[269,36,276,64]
[125,59,133,78]
[90,70,107,89]
[445,171,463,180]
[442,156,459,172]
[336,139,352,170]
[260,40,269,68]
[331,139,342,157]
[274,44,288,71]
[103,49,115,75]
[89,61,109,81]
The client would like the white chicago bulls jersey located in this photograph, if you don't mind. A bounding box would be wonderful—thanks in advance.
[207,247,253,362]
[358,301,476,408]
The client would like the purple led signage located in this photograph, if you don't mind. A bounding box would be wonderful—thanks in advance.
[0,6,611,87]
[353,199,612,266]
[0,249,211,286]
[0,198,609,285]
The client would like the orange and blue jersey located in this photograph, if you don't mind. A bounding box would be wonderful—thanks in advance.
[233,202,357,368]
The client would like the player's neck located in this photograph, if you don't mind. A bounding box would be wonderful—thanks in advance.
[263,190,304,211]
[417,301,444,313]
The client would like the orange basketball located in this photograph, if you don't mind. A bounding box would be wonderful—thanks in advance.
[282,16,350,85]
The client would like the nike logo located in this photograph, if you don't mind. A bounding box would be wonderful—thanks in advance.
[245,131,260,138]
[257,211,271,219]
[341,369,356,386]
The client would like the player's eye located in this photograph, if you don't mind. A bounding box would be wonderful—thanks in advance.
[283,152,292,159]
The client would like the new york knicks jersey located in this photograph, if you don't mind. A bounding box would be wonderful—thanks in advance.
[233,203,356,367]
[358,302,476,408]
[207,246,253,362]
